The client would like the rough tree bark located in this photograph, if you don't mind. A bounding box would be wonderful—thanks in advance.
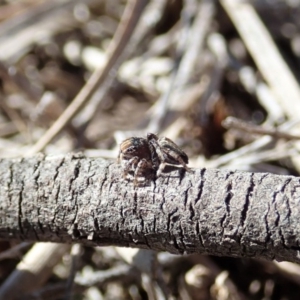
[0,153,300,263]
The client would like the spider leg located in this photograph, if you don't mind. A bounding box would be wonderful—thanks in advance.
[147,138,170,177]
[165,151,192,173]
[156,162,167,177]
[123,156,140,179]
[147,136,165,163]
[148,134,192,176]
[157,161,192,177]
[133,158,154,186]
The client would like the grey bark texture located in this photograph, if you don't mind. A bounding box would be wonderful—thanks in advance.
[0,153,300,263]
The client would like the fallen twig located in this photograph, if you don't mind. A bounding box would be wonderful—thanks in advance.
[0,154,300,264]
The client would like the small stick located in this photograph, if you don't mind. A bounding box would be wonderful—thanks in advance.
[148,0,215,133]
[26,0,149,156]
[223,116,300,140]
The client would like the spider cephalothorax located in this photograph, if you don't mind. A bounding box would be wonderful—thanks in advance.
[118,133,191,186]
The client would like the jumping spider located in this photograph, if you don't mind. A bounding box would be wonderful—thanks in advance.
[118,133,191,185]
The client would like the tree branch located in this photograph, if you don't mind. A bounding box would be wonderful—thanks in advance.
[0,154,299,263]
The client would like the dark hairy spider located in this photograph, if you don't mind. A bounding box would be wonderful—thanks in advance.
[118,133,191,185]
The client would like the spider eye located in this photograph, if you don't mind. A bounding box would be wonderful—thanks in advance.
[123,146,137,153]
